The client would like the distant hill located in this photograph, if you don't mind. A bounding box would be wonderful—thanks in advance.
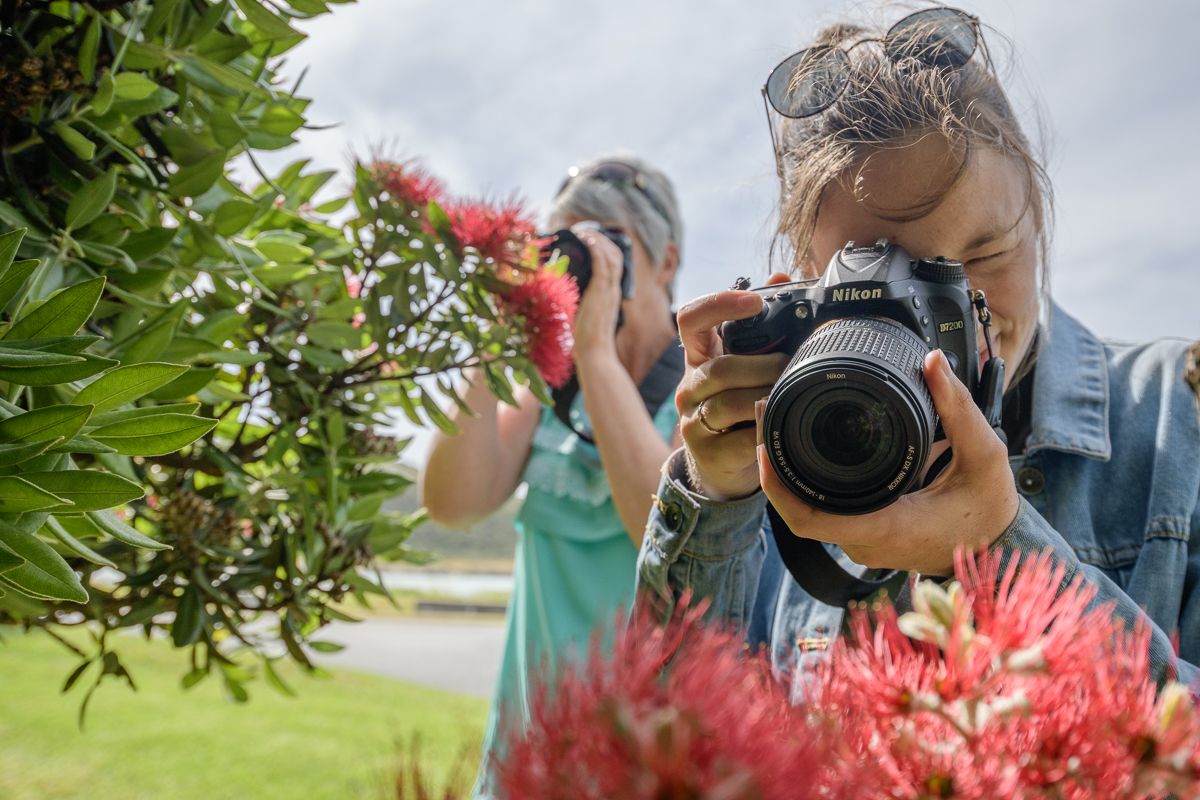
[385,490,520,564]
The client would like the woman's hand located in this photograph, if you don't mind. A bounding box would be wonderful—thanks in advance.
[675,290,791,501]
[759,349,1020,575]
[570,224,625,365]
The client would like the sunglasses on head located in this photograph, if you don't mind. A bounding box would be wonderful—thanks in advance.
[555,161,674,231]
[761,6,983,169]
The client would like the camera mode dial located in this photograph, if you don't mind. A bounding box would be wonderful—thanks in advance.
[914,256,965,284]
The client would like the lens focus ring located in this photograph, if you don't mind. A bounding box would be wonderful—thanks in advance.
[790,316,934,422]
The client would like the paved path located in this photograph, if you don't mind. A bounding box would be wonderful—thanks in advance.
[312,616,505,699]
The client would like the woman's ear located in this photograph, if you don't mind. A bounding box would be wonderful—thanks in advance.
[655,241,681,290]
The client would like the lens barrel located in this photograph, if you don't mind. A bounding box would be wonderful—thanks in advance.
[761,315,936,513]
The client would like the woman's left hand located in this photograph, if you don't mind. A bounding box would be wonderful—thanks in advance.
[759,349,1020,576]
[570,224,626,365]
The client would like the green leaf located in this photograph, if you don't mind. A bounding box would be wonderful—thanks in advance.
[305,321,362,350]
[0,355,117,387]
[52,121,96,161]
[0,521,88,603]
[113,72,160,100]
[262,658,296,697]
[0,437,63,467]
[92,70,115,116]
[0,259,37,312]
[212,199,258,236]
[4,277,105,340]
[62,660,94,694]
[253,231,312,263]
[232,0,297,39]
[88,509,169,551]
[92,414,216,456]
[74,363,190,413]
[194,309,245,344]
[0,476,72,512]
[0,346,84,367]
[208,108,248,148]
[259,104,305,137]
[0,335,100,355]
[192,350,266,368]
[172,586,204,647]
[193,30,252,63]
[50,436,118,455]
[79,15,101,83]
[167,152,225,198]
[20,470,146,512]
[0,405,93,443]
[420,388,458,434]
[307,640,344,654]
[146,366,218,400]
[121,227,176,261]
[120,303,186,364]
[178,53,267,98]
[0,227,25,273]
[65,170,117,232]
[89,402,200,428]
[181,668,208,690]
[45,516,116,569]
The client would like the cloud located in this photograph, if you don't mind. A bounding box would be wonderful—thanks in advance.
[242,0,1198,348]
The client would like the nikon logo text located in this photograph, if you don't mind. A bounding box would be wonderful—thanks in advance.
[831,287,883,302]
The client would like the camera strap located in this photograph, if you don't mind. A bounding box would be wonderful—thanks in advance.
[551,336,685,444]
[765,448,954,607]
[766,503,901,607]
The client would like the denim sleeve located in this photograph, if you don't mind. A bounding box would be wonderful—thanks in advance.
[993,496,1199,687]
[635,448,768,634]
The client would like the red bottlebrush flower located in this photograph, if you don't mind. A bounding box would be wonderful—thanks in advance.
[446,196,535,265]
[371,159,445,209]
[501,550,1200,800]
[496,267,579,389]
[810,549,1200,800]
[495,594,846,800]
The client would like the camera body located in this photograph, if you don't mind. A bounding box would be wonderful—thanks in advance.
[541,221,635,312]
[721,240,999,514]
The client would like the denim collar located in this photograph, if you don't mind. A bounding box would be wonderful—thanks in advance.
[1024,302,1112,461]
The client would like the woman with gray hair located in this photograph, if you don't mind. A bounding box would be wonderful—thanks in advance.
[420,154,685,797]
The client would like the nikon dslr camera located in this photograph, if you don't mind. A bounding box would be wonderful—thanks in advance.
[721,240,1004,514]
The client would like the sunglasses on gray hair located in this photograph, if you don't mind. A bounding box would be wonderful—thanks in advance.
[556,161,674,233]
[761,7,982,169]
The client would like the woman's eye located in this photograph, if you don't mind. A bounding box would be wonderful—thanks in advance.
[966,249,1011,269]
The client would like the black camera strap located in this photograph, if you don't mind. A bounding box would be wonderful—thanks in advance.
[551,336,685,444]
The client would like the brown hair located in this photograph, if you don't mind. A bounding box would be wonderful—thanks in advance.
[774,15,1054,283]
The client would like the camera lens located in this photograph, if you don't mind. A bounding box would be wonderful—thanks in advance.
[808,393,894,470]
[761,315,935,513]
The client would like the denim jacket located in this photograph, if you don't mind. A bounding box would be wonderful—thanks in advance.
[636,303,1200,686]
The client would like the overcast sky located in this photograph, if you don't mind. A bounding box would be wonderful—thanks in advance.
[239,0,1199,455]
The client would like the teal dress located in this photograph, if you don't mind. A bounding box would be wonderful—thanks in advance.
[471,399,679,798]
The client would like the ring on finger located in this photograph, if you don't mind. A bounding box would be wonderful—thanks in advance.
[697,399,729,436]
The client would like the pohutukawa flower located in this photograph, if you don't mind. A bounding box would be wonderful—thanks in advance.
[499,550,1200,800]
[371,159,445,209]
[496,593,845,800]
[446,196,534,266]
[495,268,579,389]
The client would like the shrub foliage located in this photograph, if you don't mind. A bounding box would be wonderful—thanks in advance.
[0,0,554,702]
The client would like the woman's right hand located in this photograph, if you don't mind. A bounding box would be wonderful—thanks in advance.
[675,289,791,501]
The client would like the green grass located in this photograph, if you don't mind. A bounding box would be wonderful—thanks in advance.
[0,629,487,800]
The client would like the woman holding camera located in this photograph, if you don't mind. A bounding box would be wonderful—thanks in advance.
[420,154,685,796]
[636,7,1200,685]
